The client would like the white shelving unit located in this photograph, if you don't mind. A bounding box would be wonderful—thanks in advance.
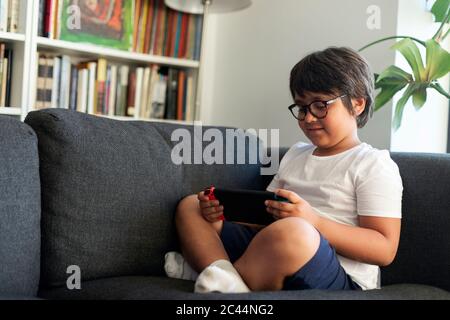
[0,0,202,123]
[0,0,33,120]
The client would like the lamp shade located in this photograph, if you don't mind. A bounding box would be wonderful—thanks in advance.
[164,0,252,14]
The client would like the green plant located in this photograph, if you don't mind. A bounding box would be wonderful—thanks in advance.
[359,0,450,130]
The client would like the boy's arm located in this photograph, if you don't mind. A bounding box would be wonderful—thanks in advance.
[313,214,400,266]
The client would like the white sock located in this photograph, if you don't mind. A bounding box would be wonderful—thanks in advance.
[194,259,250,293]
[164,251,198,281]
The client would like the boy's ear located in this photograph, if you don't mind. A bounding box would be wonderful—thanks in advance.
[352,98,366,116]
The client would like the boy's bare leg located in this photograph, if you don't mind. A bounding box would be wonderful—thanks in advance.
[234,217,321,291]
[175,194,227,272]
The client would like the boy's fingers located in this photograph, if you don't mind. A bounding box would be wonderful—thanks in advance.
[265,200,290,210]
[208,212,224,222]
[204,206,223,215]
[200,201,220,209]
[274,189,302,204]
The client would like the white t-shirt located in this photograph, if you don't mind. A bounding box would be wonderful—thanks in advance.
[266,141,403,290]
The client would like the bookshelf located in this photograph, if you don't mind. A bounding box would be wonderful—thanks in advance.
[0,0,203,123]
[0,0,34,120]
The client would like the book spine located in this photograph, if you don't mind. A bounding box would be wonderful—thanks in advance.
[69,64,78,110]
[59,55,71,109]
[117,65,129,116]
[51,56,60,108]
[176,70,185,120]
[9,0,19,32]
[44,0,53,37]
[87,62,97,114]
[132,0,142,52]
[4,48,12,107]
[140,66,151,118]
[76,68,88,113]
[38,0,46,36]
[165,68,178,119]
[143,0,155,53]
[126,69,136,116]
[96,58,107,115]
[44,57,54,109]
[0,0,9,32]
[108,65,117,116]
[1,57,8,107]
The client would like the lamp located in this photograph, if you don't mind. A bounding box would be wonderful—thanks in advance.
[164,0,252,14]
[164,0,252,121]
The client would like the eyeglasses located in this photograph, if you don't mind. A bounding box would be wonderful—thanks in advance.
[288,94,347,121]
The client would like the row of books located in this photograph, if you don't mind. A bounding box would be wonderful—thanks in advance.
[35,53,196,121]
[38,0,203,60]
[0,0,20,33]
[0,43,13,108]
[132,0,203,59]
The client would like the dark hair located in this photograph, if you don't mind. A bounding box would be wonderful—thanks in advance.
[289,47,374,128]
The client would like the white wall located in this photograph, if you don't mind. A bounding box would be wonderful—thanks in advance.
[200,0,399,148]
[390,0,449,153]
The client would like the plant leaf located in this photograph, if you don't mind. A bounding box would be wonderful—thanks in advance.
[425,39,450,80]
[374,66,412,111]
[376,65,413,83]
[431,81,450,99]
[375,84,408,111]
[393,84,415,130]
[412,85,428,110]
[391,38,426,81]
[430,0,450,22]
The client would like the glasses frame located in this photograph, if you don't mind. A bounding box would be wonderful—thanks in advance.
[288,94,347,121]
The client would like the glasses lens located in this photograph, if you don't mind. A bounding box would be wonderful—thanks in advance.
[310,102,327,118]
[291,105,306,120]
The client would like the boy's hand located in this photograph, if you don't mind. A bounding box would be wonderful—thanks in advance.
[197,191,224,223]
[265,189,320,228]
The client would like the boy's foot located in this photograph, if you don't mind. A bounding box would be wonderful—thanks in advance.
[164,251,198,281]
[194,259,250,293]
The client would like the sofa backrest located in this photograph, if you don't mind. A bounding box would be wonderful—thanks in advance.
[0,116,41,297]
[382,152,450,291]
[25,109,266,289]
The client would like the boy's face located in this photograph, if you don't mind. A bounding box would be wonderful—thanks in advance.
[293,91,364,152]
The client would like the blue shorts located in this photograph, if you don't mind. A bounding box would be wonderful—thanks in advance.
[220,221,361,290]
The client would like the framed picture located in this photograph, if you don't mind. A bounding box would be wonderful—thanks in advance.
[59,0,133,50]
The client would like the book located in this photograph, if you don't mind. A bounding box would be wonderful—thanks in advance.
[108,65,118,116]
[35,55,54,110]
[59,0,133,50]
[96,58,108,114]
[59,55,72,109]
[51,56,60,108]
[4,48,12,107]
[69,64,78,110]
[76,67,88,113]
[116,65,129,116]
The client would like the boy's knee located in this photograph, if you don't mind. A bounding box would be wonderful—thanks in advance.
[263,217,320,254]
[175,194,199,222]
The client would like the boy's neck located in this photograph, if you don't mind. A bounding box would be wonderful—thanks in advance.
[313,137,362,157]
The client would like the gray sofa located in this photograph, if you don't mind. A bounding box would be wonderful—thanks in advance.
[1,108,449,300]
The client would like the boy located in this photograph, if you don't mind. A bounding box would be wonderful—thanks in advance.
[169,47,403,292]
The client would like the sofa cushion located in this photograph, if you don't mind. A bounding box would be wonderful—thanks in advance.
[0,116,41,297]
[25,109,265,289]
[38,276,450,300]
[381,153,450,292]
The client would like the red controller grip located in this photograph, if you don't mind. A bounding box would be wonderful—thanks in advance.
[204,186,225,221]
